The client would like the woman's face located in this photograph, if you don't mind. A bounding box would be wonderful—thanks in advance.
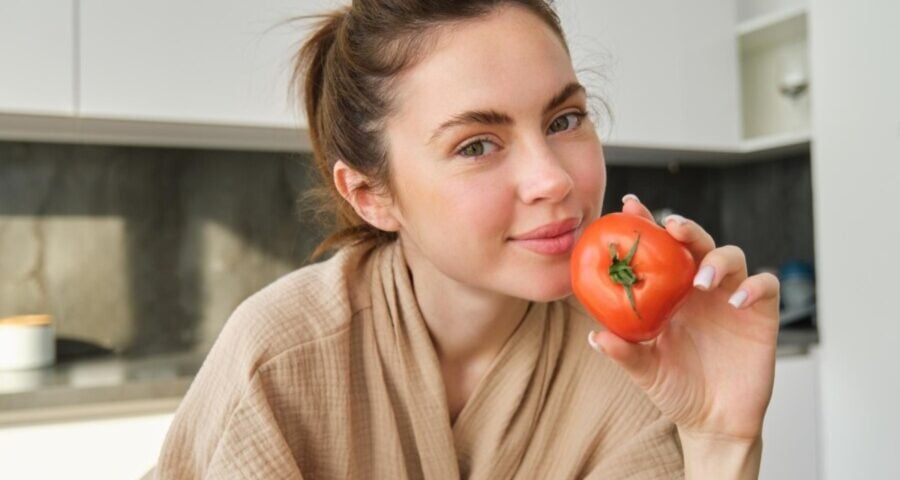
[383,4,606,302]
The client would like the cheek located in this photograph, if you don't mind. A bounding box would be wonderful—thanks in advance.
[397,170,519,290]
[567,144,606,213]
[399,168,514,246]
[434,177,514,242]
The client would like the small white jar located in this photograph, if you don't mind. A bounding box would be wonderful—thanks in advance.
[0,314,56,371]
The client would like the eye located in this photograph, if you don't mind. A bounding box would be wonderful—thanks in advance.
[456,137,499,159]
[547,111,587,134]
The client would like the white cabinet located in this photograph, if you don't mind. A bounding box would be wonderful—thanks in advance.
[4,0,745,155]
[0,0,75,116]
[760,349,820,479]
[78,0,342,129]
[736,1,810,143]
[557,0,741,150]
[0,412,174,480]
[3,0,816,159]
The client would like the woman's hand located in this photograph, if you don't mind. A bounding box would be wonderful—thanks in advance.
[588,194,780,445]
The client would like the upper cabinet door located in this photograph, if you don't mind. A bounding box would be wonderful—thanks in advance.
[558,0,741,150]
[0,1,75,116]
[79,0,342,129]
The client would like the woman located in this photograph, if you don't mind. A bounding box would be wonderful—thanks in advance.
[152,1,780,478]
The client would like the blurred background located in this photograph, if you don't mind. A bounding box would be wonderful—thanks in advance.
[0,0,897,478]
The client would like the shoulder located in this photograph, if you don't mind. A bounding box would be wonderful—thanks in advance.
[209,241,380,377]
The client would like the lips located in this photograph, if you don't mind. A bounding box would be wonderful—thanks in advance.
[510,217,582,240]
[508,217,582,256]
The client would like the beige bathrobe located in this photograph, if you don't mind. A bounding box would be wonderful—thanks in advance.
[150,240,684,479]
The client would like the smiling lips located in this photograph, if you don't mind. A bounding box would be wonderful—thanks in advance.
[509,217,582,255]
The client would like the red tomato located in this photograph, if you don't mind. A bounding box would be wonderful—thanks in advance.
[570,213,697,342]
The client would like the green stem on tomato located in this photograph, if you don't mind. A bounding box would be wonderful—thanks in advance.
[608,233,643,320]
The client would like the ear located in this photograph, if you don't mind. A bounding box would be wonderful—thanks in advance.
[332,159,401,232]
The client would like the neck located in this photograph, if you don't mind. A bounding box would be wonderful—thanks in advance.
[398,237,530,367]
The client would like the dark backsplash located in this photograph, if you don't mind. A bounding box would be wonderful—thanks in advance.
[0,141,323,356]
[0,141,814,355]
[604,154,816,275]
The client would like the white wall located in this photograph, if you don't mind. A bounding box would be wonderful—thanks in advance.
[809,1,900,478]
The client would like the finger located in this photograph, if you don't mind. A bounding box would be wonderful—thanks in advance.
[693,245,748,293]
[621,193,656,223]
[589,329,659,391]
[727,272,780,312]
[662,214,716,264]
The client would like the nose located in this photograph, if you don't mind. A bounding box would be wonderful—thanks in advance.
[515,138,574,205]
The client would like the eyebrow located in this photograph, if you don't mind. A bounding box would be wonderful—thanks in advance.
[427,81,586,145]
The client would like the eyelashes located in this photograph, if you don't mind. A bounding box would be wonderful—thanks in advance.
[454,109,588,160]
[456,136,498,158]
[547,111,588,134]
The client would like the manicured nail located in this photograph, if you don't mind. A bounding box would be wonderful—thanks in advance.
[729,289,749,308]
[587,331,603,353]
[693,265,715,290]
[622,193,640,204]
[664,214,688,225]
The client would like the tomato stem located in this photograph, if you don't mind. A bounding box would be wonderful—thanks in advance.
[608,233,643,320]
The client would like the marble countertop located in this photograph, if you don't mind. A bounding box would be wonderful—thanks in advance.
[0,326,819,427]
[0,351,203,426]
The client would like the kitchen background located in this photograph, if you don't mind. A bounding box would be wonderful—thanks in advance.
[0,142,814,357]
[1,0,897,479]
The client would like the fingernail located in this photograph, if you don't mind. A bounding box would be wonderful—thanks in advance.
[729,289,749,308]
[693,265,715,290]
[587,331,603,353]
[664,214,688,225]
[622,193,640,204]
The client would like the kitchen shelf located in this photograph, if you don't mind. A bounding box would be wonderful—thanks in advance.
[737,4,810,143]
[740,129,810,151]
[0,111,309,153]
[738,129,811,161]
[601,131,810,166]
[737,5,807,51]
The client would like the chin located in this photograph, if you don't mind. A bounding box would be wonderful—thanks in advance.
[515,273,573,303]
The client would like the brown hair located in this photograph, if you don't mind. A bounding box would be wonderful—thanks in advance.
[290,0,569,260]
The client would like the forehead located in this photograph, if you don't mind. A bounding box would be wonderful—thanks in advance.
[390,5,576,129]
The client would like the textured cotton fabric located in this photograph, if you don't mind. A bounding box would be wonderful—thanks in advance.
[150,240,684,479]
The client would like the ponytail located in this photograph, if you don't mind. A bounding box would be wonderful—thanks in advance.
[292,8,395,260]
[290,1,568,260]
